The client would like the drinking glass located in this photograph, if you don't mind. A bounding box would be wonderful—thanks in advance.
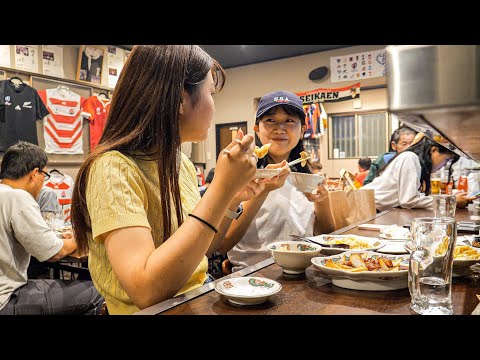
[430,173,441,195]
[408,217,456,315]
[41,211,64,231]
[433,194,456,218]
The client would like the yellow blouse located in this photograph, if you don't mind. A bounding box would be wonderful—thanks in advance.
[86,151,206,315]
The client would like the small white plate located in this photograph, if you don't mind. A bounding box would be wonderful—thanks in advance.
[255,168,282,179]
[378,233,411,241]
[215,276,282,305]
[376,241,409,254]
[378,225,411,241]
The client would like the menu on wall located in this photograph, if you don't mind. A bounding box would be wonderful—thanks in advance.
[14,45,39,73]
[0,45,11,67]
[330,49,386,83]
[107,46,125,89]
[42,45,64,78]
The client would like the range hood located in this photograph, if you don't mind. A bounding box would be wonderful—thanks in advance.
[386,45,480,162]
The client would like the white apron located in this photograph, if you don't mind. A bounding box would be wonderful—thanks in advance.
[228,175,315,273]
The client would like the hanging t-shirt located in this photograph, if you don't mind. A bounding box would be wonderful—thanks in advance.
[43,172,74,225]
[81,95,111,151]
[0,80,49,152]
[38,87,85,154]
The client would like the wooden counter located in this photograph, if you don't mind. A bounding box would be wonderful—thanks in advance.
[135,207,480,315]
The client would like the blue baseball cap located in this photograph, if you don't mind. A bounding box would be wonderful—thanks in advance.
[256,90,306,122]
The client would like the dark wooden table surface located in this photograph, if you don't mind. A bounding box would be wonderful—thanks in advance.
[135,207,480,315]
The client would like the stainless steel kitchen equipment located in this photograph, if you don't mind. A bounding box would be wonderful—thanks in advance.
[386,45,480,161]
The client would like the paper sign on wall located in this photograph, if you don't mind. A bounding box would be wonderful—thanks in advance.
[330,49,386,82]
[0,45,11,67]
[42,45,64,78]
[15,45,39,73]
[107,46,125,89]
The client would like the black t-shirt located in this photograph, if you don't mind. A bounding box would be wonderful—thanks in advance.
[0,80,49,151]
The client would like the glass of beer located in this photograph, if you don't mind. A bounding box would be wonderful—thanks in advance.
[431,173,441,195]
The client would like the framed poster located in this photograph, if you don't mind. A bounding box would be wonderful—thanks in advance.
[76,45,105,85]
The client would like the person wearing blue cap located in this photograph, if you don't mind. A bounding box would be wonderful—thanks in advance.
[216,90,336,273]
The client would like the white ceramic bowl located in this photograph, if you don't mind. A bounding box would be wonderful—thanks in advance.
[255,168,282,179]
[268,241,322,274]
[289,172,325,193]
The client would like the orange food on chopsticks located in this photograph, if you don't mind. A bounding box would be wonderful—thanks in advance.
[254,143,271,159]
[299,151,309,167]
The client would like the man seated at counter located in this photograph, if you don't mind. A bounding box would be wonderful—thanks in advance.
[362,133,475,211]
[0,141,104,315]
[363,126,416,185]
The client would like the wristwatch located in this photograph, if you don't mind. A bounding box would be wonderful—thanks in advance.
[224,203,243,220]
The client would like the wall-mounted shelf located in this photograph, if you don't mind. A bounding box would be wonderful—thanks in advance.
[0,66,114,92]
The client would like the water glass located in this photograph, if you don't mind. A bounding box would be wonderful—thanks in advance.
[41,211,64,231]
[408,217,456,315]
[433,194,456,219]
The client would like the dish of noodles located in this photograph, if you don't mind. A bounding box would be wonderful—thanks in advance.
[306,234,385,255]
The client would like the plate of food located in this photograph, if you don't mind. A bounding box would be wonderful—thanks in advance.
[404,240,480,277]
[306,234,385,255]
[378,224,412,241]
[311,251,409,291]
[215,276,282,305]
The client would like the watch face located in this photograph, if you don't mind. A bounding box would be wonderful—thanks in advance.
[225,206,243,220]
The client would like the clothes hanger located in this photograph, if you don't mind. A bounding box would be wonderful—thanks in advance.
[9,74,25,89]
[97,92,110,100]
[57,84,69,92]
[9,76,25,85]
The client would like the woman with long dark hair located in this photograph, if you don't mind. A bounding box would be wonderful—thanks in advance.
[363,132,474,211]
[217,90,336,272]
[71,45,260,314]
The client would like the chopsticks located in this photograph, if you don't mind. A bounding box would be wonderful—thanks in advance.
[287,155,311,167]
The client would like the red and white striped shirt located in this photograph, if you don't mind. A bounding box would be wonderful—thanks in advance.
[44,173,74,225]
[38,87,85,154]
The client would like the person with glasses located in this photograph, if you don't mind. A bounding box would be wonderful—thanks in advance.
[36,169,61,216]
[0,141,104,315]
